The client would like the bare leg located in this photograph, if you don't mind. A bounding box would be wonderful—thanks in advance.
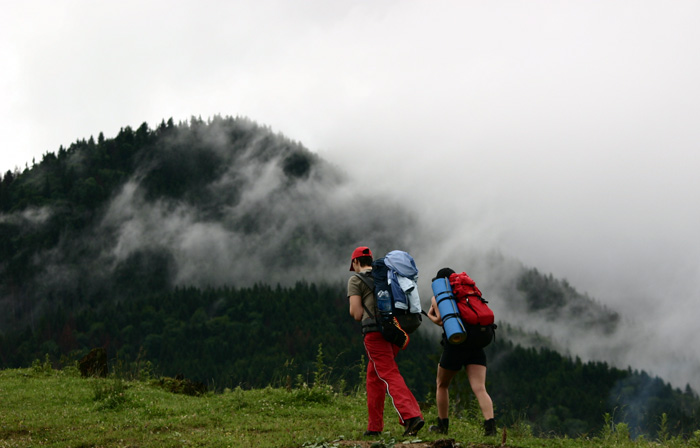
[466,364,494,420]
[435,365,458,419]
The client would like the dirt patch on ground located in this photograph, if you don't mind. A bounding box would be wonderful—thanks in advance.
[336,439,500,448]
[319,427,510,448]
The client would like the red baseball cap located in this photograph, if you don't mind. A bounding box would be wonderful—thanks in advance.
[349,246,373,270]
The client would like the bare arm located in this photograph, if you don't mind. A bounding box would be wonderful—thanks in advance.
[349,295,364,321]
[427,296,443,326]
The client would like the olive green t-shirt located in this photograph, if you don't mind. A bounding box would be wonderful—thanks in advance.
[347,270,376,321]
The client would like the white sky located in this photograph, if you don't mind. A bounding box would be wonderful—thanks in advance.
[2,0,700,378]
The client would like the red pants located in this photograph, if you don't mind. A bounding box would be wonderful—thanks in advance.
[363,331,422,432]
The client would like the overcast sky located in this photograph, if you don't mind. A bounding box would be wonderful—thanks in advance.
[2,0,699,376]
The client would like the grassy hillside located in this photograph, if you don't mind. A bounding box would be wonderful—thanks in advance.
[3,280,697,440]
[1,364,698,448]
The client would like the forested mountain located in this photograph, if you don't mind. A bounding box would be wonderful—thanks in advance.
[1,116,698,438]
[0,116,417,333]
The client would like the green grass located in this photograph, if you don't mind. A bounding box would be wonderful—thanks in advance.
[1,365,699,448]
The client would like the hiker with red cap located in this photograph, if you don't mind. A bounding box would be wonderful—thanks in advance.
[347,246,424,437]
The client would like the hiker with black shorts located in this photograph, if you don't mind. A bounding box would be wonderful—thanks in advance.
[426,267,497,436]
[347,246,424,437]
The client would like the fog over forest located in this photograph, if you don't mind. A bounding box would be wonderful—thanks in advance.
[2,1,699,394]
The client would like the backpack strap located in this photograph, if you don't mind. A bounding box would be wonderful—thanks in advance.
[355,271,374,291]
[362,303,376,320]
[354,272,381,334]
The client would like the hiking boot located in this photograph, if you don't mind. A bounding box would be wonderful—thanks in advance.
[484,418,497,436]
[403,416,425,436]
[363,430,381,436]
[429,417,449,434]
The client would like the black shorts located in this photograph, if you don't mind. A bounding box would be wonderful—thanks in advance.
[439,340,487,371]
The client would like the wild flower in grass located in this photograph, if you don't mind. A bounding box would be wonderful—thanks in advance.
[657,412,669,443]
[32,354,53,374]
[599,411,633,445]
[688,430,700,447]
[510,419,533,438]
[295,374,306,390]
[61,360,81,377]
[301,436,342,447]
[292,382,333,404]
[370,434,398,448]
[354,355,366,396]
[601,412,614,440]
[313,343,328,387]
[465,393,483,423]
[614,422,630,442]
[92,377,129,410]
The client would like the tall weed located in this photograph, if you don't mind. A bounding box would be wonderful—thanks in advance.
[92,376,129,410]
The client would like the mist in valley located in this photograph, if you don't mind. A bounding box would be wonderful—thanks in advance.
[2,0,699,395]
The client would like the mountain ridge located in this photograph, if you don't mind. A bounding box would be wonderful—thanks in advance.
[1,115,618,337]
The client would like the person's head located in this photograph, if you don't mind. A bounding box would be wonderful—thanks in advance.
[432,267,455,281]
[349,246,373,271]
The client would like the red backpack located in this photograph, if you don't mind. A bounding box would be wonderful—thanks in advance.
[449,272,496,348]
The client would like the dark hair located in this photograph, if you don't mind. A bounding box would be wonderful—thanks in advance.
[356,255,373,268]
[432,267,455,281]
